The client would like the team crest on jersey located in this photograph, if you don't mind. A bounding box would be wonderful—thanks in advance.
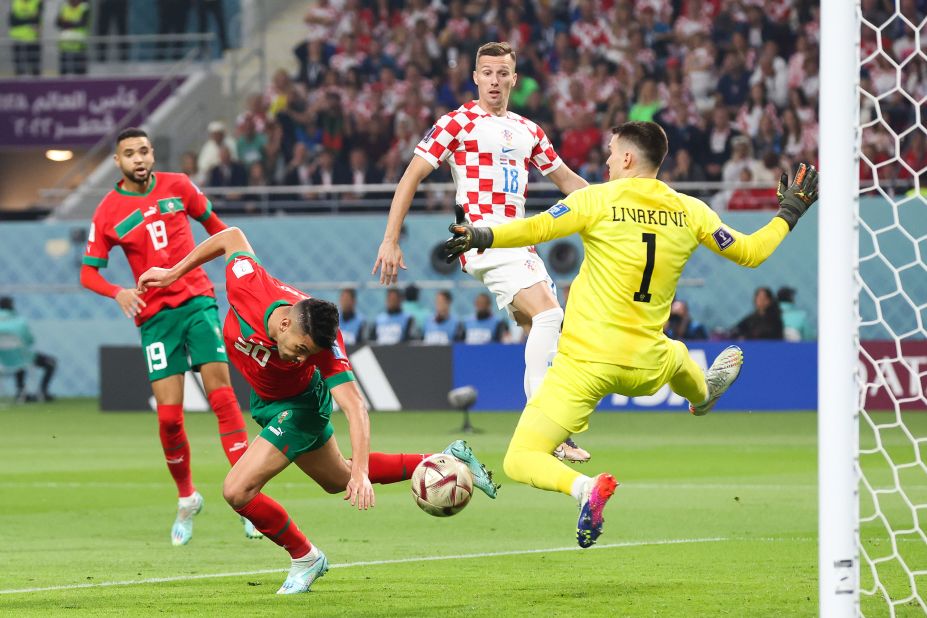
[525,259,537,272]
[422,126,437,143]
[712,226,735,251]
[547,202,570,218]
[278,410,290,423]
[503,129,514,144]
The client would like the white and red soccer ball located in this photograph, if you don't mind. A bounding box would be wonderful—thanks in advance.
[410,454,473,517]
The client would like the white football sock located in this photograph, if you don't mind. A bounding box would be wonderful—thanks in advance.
[524,307,563,400]
[571,475,593,502]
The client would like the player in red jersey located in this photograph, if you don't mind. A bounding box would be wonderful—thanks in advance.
[80,127,260,546]
[137,226,499,595]
[373,42,591,464]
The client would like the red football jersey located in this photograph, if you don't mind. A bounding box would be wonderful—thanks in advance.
[83,172,216,325]
[223,253,353,401]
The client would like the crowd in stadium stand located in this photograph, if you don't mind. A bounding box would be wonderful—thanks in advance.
[193,0,879,211]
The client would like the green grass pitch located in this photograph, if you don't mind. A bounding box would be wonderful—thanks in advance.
[1,401,923,616]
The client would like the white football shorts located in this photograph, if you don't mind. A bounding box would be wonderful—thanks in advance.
[461,246,556,311]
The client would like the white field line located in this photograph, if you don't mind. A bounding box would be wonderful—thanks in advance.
[0,537,729,595]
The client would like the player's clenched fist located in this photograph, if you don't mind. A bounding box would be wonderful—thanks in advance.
[444,223,494,263]
[137,267,177,292]
[776,162,819,230]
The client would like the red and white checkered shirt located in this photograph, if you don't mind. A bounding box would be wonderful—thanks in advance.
[414,101,562,225]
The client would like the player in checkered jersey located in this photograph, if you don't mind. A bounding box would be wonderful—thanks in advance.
[373,42,591,463]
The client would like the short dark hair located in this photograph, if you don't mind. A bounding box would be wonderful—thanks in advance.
[294,298,339,350]
[115,127,149,148]
[776,287,795,303]
[0,296,13,311]
[476,41,516,65]
[340,287,357,300]
[611,121,668,170]
[404,283,420,302]
[437,290,453,303]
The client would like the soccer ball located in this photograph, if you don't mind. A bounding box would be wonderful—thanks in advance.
[410,454,473,517]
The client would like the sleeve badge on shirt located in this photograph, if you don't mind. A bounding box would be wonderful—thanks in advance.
[331,343,346,360]
[421,126,437,143]
[712,226,735,251]
[232,258,255,278]
[547,202,570,218]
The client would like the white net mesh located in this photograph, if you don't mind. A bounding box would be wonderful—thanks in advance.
[857,2,927,615]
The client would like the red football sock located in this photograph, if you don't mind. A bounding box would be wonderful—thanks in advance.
[157,404,194,497]
[235,493,311,559]
[367,453,429,484]
[207,386,249,466]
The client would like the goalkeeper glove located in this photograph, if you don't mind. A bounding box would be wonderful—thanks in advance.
[444,223,494,263]
[776,162,819,230]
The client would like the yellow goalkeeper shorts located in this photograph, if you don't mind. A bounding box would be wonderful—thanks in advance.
[530,340,691,435]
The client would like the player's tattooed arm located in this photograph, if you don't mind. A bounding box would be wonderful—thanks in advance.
[137,227,253,291]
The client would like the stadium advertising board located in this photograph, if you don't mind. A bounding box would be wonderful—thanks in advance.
[454,342,819,412]
[0,78,182,147]
[859,341,927,411]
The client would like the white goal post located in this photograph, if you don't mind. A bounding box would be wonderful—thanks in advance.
[821,1,927,616]
[818,0,861,616]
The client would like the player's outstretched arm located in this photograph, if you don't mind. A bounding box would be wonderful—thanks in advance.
[137,227,253,291]
[701,163,819,268]
[330,381,375,510]
[444,198,588,262]
[80,264,147,319]
[373,155,435,285]
[547,164,589,195]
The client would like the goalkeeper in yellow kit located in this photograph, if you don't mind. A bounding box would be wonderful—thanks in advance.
[444,121,819,548]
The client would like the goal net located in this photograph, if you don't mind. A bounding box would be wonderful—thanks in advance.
[821,0,927,615]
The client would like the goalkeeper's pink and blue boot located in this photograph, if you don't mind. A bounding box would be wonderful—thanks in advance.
[689,345,744,416]
[171,491,204,546]
[442,439,500,499]
[277,545,329,595]
[576,473,619,548]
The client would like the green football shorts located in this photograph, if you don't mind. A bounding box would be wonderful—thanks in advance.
[248,369,334,461]
[139,295,228,382]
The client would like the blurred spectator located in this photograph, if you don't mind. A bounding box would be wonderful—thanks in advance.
[628,79,663,123]
[664,299,707,341]
[559,111,601,171]
[9,0,42,76]
[722,136,764,184]
[777,286,809,342]
[208,145,247,192]
[733,287,784,340]
[704,107,741,181]
[243,161,269,208]
[282,142,314,195]
[236,117,267,168]
[237,93,269,133]
[0,297,56,402]
[157,0,188,61]
[463,293,508,345]
[578,149,606,183]
[422,290,463,345]
[751,43,789,108]
[717,52,752,108]
[95,0,128,62]
[198,121,238,179]
[57,0,90,75]
[667,148,707,188]
[370,288,415,345]
[179,150,200,184]
[196,0,228,52]
[401,284,429,330]
[338,287,366,346]
[310,150,348,200]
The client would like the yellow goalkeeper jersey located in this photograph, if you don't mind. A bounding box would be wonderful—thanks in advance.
[491,177,789,369]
